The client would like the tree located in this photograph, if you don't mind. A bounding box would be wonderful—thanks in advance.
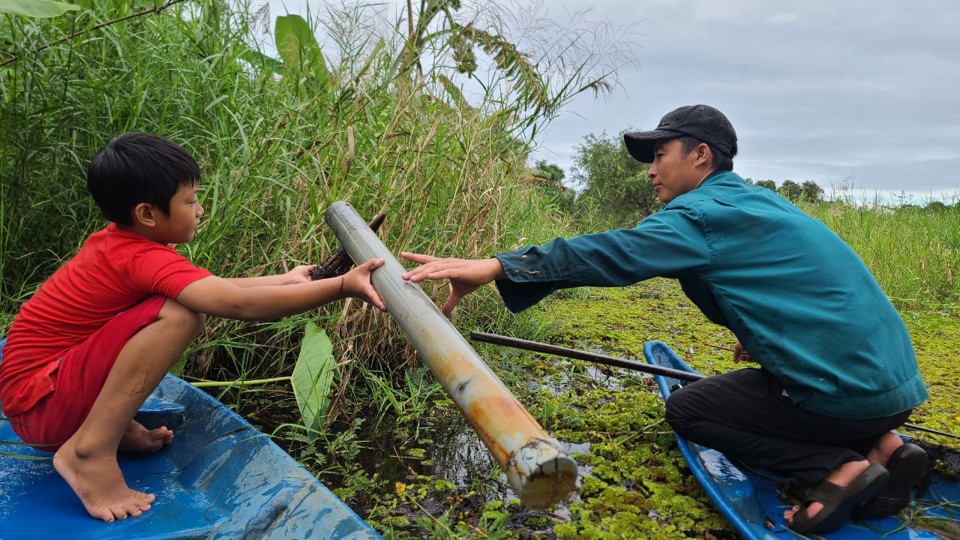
[800,181,825,203]
[571,132,660,228]
[530,159,565,187]
[756,180,777,191]
[779,180,802,201]
[530,159,575,214]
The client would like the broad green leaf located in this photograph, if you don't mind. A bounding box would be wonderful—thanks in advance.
[274,14,330,90]
[0,451,50,460]
[0,437,52,460]
[0,0,80,18]
[239,48,284,76]
[291,322,337,437]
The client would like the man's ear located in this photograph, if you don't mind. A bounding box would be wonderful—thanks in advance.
[132,203,157,228]
[694,143,712,166]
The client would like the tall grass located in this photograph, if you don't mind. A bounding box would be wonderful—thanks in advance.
[804,200,960,312]
[0,0,630,382]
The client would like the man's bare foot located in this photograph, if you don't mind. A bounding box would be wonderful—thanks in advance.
[784,459,871,524]
[866,431,903,466]
[118,420,173,453]
[53,439,155,522]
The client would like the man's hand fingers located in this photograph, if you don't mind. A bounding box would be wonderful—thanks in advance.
[400,251,439,264]
[441,293,460,317]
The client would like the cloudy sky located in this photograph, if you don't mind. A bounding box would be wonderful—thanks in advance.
[264,0,960,200]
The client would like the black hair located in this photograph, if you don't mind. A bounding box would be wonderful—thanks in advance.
[86,132,200,226]
[676,136,735,172]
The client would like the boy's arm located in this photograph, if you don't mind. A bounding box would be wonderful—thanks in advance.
[225,265,314,288]
[177,259,385,321]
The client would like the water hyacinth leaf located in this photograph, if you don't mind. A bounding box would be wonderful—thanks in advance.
[274,14,330,91]
[292,322,336,436]
[0,0,80,18]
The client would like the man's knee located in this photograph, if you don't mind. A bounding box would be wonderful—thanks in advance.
[664,387,698,435]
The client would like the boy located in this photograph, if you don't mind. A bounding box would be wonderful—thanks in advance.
[0,132,386,522]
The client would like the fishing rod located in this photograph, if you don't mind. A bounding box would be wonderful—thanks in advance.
[470,331,960,442]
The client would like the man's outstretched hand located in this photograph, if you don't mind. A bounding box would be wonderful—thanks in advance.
[400,252,505,316]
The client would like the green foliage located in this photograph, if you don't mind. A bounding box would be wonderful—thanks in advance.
[804,200,960,311]
[780,179,824,203]
[571,131,660,230]
[752,179,776,190]
[0,0,629,382]
[748,178,824,203]
[291,322,336,436]
[529,158,575,216]
[0,0,79,18]
[275,14,331,94]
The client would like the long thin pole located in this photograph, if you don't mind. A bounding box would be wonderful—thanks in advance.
[470,331,703,382]
[470,331,960,442]
[326,202,577,508]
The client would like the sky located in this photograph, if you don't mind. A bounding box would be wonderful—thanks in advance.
[262,0,960,201]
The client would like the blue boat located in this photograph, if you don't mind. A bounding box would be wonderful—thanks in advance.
[644,340,960,540]
[0,338,383,540]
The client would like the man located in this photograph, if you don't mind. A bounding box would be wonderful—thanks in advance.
[400,104,928,534]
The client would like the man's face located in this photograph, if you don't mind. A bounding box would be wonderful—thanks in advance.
[648,139,707,203]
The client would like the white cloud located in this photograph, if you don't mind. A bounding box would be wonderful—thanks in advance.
[529,0,960,197]
[257,0,960,197]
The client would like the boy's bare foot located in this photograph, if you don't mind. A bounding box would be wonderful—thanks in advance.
[118,420,174,453]
[53,439,155,522]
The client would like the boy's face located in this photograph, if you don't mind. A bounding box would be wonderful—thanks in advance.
[153,183,203,244]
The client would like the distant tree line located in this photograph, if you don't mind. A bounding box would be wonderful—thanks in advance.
[747,178,825,203]
[530,133,840,230]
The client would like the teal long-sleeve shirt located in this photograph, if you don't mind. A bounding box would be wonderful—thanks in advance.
[494,171,927,419]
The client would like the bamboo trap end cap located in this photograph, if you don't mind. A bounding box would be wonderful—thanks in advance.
[506,438,578,509]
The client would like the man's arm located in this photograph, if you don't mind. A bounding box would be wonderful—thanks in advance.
[400,253,504,316]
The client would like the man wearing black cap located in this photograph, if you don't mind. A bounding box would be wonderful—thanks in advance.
[400,104,928,534]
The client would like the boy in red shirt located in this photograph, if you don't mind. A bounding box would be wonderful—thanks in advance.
[0,132,385,523]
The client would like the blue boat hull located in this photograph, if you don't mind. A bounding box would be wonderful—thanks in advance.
[0,339,382,540]
[644,340,960,540]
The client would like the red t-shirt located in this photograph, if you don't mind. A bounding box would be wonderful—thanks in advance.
[0,224,211,415]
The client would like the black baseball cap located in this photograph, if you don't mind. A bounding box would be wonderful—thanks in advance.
[623,104,738,163]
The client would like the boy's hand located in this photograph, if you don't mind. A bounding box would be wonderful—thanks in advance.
[399,252,504,316]
[285,265,315,285]
[341,258,386,310]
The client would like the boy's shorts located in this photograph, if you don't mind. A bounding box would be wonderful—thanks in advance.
[9,295,167,452]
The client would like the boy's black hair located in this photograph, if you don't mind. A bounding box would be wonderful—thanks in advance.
[87,132,200,226]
